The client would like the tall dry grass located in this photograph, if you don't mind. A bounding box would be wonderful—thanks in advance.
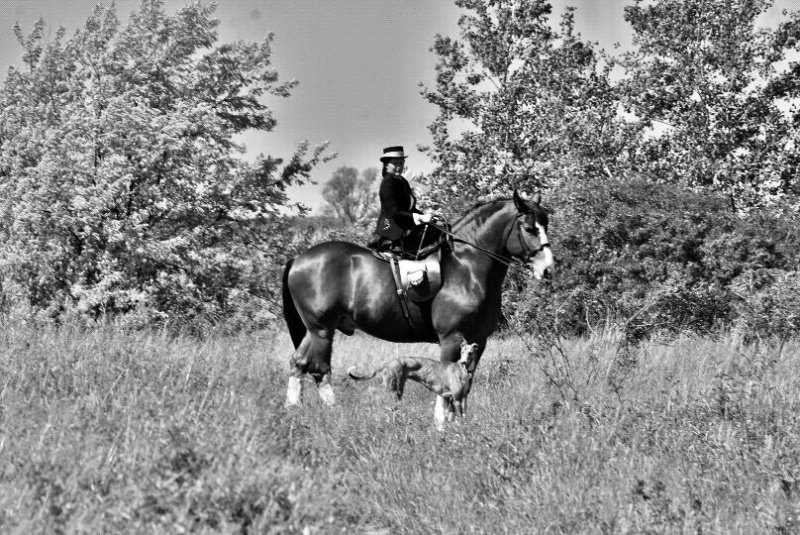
[1,324,799,533]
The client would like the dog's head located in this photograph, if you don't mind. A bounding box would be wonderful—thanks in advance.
[459,340,480,367]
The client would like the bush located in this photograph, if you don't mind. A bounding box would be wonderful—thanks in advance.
[732,270,800,344]
[510,177,800,339]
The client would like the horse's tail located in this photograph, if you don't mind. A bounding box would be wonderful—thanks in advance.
[347,366,378,381]
[282,258,306,349]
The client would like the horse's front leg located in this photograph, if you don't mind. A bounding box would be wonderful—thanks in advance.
[315,371,335,406]
[434,337,462,428]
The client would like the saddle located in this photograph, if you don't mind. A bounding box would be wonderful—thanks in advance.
[369,222,451,303]
[379,249,443,302]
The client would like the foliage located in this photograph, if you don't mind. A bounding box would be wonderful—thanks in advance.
[418,0,800,338]
[421,0,800,212]
[0,1,328,328]
[617,0,800,210]
[288,212,375,251]
[508,177,800,338]
[320,166,379,225]
[420,0,639,214]
[732,270,800,345]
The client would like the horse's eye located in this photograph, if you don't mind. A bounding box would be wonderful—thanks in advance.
[524,225,537,235]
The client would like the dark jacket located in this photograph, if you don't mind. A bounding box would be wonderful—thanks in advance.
[374,174,421,241]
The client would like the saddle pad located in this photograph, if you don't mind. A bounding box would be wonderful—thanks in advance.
[397,252,442,302]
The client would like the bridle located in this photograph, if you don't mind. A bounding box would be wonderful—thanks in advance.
[430,211,549,271]
[502,212,551,261]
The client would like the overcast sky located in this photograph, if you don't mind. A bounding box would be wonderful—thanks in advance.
[0,1,794,211]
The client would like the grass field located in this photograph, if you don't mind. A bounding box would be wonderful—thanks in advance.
[1,324,800,533]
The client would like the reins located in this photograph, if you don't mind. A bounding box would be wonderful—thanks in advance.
[429,214,550,274]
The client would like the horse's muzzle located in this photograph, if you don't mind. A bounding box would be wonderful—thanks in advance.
[529,244,554,280]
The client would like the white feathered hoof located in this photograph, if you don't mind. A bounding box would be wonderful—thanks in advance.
[434,396,448,430]
[317,383,336,406]
[285,376,302,408]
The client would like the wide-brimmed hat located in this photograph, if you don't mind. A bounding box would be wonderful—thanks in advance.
[380,146,408,161]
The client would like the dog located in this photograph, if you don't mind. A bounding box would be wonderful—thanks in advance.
[347,339,480,416]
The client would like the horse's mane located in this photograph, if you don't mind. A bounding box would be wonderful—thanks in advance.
[451,197,511,228]
[467,197,512,211]
[451,194,549,231]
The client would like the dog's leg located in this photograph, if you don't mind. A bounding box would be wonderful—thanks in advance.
[461,339,488,419]
[454,398,463,419]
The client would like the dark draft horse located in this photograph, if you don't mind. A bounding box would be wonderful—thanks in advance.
[282,190,554,426]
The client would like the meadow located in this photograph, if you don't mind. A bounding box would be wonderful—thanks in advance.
[1,324,799,533]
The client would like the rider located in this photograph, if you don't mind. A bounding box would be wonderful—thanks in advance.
[369,146,436,254]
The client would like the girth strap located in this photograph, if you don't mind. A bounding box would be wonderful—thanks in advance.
[389,257,416,334]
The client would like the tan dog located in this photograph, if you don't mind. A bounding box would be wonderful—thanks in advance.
[348,340,480,416]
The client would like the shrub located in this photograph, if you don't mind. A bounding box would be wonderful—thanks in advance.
[732,270,800,345]
[510,177,800,339]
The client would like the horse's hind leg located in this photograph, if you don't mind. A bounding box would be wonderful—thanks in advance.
[285,330,335,407]
[285,334,313,407]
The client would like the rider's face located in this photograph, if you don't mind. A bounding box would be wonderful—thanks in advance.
[386,158,405,176]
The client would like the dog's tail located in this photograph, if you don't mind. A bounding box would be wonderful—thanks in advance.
[347,366,379,381]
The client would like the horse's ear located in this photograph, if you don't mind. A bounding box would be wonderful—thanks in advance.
[513,189,526,212]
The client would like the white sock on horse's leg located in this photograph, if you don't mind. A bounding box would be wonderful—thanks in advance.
[317,382,336,406]
[285,376,302,407]
[434,395,447,429]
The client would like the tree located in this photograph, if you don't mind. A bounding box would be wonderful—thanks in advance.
[420,0,638,214]
[321,166,378,224]
[617,0,800,210]
[0,1,328,327]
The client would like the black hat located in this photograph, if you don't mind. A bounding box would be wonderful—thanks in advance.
[380,146,408,161]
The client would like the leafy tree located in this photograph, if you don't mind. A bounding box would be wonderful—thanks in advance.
[617,0,800,210]
[417,0,800,339]
[0,1,328,327]
[420,0,638,214]
[321,166,378,224]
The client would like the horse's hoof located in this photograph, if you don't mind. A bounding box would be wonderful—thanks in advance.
[286,377,302,407]
[317,384,336,406]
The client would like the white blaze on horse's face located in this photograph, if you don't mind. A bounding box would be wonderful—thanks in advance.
[530,221,554,280]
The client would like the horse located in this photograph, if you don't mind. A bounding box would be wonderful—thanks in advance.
[281,190,554,426]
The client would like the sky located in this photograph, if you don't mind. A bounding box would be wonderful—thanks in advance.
[0,0,795,212]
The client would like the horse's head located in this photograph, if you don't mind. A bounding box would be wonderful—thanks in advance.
[509,190,554,280]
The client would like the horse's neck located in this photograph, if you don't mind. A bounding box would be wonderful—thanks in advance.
[449,202,512,296]
[452,202,511,255]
